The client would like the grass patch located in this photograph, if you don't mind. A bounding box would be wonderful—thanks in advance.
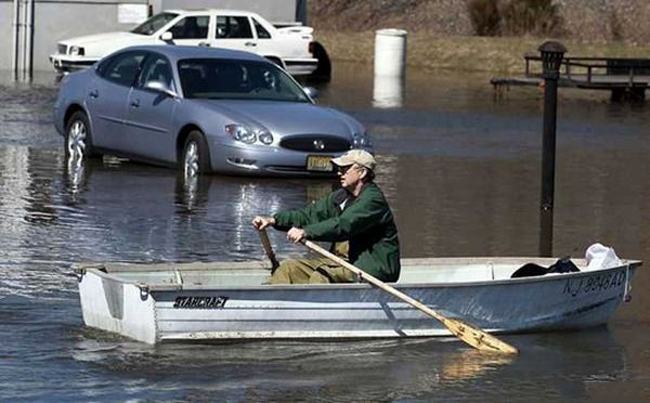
[316,31,650,75]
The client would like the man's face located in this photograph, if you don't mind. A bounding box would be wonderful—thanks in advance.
[337,163,364,190]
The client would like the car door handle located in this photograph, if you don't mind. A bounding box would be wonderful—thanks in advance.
[89,89,98,98]
[130,99,140,108]
[245,42,257,47]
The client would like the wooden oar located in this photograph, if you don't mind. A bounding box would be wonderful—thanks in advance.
[257,228,280,273]
[303,239,518,354]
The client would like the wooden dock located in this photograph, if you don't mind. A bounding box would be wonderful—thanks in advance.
[491,54,650,100]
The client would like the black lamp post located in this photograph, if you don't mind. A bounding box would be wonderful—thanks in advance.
[539,41,566,257]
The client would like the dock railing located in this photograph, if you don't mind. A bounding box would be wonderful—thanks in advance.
[524,53,650,86]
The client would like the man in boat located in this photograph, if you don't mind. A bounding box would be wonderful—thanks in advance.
[252,149,400,284]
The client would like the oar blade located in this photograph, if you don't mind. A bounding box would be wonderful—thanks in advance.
[441,316,518,354]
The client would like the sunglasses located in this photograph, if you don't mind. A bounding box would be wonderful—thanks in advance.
[336,164,358,175]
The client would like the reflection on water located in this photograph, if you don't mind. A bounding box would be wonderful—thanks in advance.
[438,348,515,380]
[0,145,335,299]
[373,74,405,108]
[2,66,650,400]
[56,327,628,401]
[178,167,200,212]
[65,152,86,196]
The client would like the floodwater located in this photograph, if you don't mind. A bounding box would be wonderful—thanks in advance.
[2,63,650,402]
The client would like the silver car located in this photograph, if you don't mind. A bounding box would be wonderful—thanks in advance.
[53,45,372,177]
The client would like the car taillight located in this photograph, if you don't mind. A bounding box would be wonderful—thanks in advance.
[308,41,314,54]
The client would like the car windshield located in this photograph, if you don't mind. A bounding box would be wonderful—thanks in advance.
[178,58,310,103]
[131,12,179,35]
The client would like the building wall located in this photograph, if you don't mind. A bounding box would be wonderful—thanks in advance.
[0,1,16,70]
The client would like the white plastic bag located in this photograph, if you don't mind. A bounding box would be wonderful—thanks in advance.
[585,243,622,271]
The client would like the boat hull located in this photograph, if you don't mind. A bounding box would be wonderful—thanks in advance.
[75,258,639,344]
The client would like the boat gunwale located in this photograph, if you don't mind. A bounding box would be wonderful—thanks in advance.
[77,259,642,293]
[78,256,593,273]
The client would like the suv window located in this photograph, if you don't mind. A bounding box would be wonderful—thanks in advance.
[169,16,209,39]
[216,16,253,39]
[253,18,271,39]
[138,54,173,89]
[98,51,146,87]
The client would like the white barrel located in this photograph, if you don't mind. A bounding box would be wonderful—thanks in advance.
[374,28,407,77]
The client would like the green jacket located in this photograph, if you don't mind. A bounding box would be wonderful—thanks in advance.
[273,182,401,282]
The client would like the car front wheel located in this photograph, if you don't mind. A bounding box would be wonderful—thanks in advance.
[182,131,211,178]
[65,111,96,161]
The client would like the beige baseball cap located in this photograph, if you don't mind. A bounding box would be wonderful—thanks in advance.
[331,149,376,171]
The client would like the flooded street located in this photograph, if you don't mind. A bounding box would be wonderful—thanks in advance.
[2,63,650,401]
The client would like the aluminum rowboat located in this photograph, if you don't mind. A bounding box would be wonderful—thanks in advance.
[73,257,641,344]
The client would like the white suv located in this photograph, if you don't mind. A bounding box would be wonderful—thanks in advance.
[50,9,319,77]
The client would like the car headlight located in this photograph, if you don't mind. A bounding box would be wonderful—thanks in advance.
[69,46,85,56]
[352,131,373,148]
[257,129,274,145]
[225,124,257,144]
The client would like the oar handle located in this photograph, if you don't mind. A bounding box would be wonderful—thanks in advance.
[258,228,280,272]
[302,240,518,354]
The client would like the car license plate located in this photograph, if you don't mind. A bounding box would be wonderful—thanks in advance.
[306,155,334,172]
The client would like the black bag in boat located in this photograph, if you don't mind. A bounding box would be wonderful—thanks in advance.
[511,256,580,278]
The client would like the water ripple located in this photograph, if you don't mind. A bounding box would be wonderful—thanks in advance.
[2,68,650,401]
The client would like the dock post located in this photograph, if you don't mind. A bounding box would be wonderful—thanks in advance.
[538,41,566,257]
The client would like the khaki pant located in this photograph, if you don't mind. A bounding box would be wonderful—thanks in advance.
[270,242,356,284]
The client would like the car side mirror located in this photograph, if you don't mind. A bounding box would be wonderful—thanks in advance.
[144,80,177,98]
[160,31,174,43]
[303,86,319,100]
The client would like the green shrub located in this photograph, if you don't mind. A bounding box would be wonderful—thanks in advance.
[501,0,562,36]
[609,11,623,42]
[468,0,502,36]
[468,0,562,37]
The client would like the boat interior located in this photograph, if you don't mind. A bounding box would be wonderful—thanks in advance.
[76,257,603,288]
